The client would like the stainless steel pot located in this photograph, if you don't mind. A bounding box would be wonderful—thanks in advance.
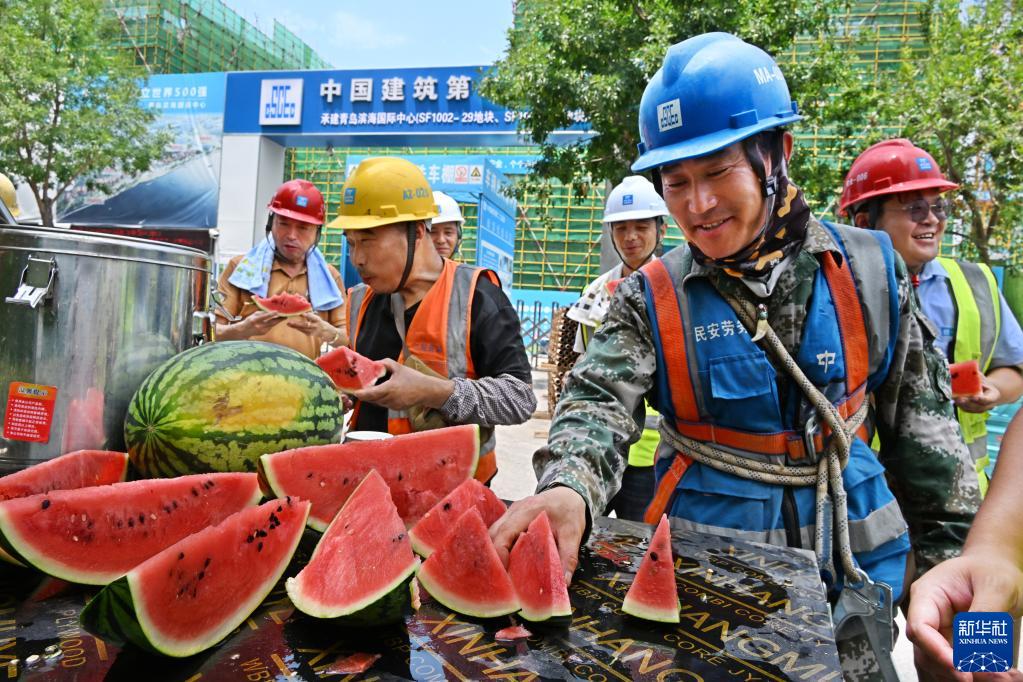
[0,225,211,469]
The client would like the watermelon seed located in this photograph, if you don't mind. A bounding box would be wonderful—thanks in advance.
[116,520,123,528]
[127,518,135,528]
[191,488,199,497]
[257,530,268,538]
[442,502,452,511]
[40,500,50,510]
[257,542,263,552]
[342,477,349,485]
[650,552,659,562]
[178,552,184,560]
[306,473,313,479]
[198,571,205,580]
[138,514,145,525]
[172,500,179,509]
[163,506,172,514]
[277,505,283,512]
[246,535,254,543]
[204,557,211,568]
[397,472,403,481]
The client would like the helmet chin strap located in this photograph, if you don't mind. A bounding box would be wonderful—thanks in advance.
[394,221,419,293]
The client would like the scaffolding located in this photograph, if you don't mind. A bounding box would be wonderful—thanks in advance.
[106,0,332,74]
[283,1,933,293]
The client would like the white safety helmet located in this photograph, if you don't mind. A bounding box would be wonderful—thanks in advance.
[602,175,668,224]
[433,191,465,226]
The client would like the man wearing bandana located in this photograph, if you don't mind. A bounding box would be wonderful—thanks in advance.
[491,33,979,679]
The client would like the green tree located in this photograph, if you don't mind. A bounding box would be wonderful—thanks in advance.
[0,0,168,226]
[877,0,1023,264]
[483,0,859,203]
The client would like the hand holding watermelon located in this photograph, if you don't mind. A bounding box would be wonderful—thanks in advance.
[489,486,588,585]
[348,358,454,411]
[286,312,345,346]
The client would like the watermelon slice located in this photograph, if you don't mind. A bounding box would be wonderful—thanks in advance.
[508,511,572,622]
[0,450,128,502]
[409,478,506,558]
[260,424,479,531]
[287,470,419,624]
[0,449,129,568]
[252,292,312,316]
[81,497,310,657]
[417,507,519,618]
[0,473,261,585]
[950,360,984,398]
[316,346,387,391]
[622,514,680,623]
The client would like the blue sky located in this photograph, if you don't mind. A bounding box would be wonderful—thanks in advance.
[234,1,515,69]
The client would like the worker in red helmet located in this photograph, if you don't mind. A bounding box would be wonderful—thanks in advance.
[215,179,347,359]
[842,139,1023,495]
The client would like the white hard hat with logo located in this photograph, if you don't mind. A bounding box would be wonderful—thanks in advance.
[603,176,668,224]
[433,191,465,226]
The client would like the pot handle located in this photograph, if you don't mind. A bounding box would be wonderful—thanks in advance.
[5,255,56,308]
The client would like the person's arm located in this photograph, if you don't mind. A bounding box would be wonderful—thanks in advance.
[907,411,1023,679]
[873,255,981,575]
[490,274,654,577]
[958,292,1023,412]
[435,280,536,427]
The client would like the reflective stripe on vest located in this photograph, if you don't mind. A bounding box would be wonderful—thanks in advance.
[936,257,1001,445]
[349,261,500,483]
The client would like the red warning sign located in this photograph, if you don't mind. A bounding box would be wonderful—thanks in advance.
[3,382,58,443]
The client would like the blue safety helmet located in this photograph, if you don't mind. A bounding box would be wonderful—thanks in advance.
[632,32,802,173]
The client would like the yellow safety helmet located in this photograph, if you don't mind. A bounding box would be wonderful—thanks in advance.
[0,173,20,217]
[329,157,438,231]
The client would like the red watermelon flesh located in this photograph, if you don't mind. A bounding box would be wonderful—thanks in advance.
[417,507,519,618]
[252,292,312,316]
[0,450,128,501]
[950,360,984,398]
[0,473,261,585]
[409,478,506,558]
[315,346,387,391]
[622,514,680,623]
[260,424,479,531]
[508,511,572,622]
[287,470,419,619]
[80,497,310,658]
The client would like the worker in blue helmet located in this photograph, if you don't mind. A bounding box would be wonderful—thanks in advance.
[492,32,979,680]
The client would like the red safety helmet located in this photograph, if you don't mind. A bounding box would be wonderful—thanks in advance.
[839,139,958,216]
[268,179,325,225]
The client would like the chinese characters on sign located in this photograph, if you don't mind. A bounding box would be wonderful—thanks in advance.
[3,382,58,443]
[140,84,211,111]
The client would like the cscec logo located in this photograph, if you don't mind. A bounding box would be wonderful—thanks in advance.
[259,79,304,126]
[657,99,683,133]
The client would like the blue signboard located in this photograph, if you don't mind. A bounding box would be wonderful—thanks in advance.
[224,67,589,147]
[140,72,226,115]
[477,160,517,292]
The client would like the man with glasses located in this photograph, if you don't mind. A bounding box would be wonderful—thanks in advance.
[841,139,1023,495]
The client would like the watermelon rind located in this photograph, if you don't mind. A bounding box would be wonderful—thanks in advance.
[0,474,261,585]
[124,341,343,478]
[409,478,506,558]
[417,508,519,619]
[80,498,310,658]
[286,471,420,621]
[260,424,480,531]
[621,515,681,623]
[252,293,312,317]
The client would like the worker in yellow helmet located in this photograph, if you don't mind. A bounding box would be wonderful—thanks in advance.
[0,173,21,220]
[331,157,535,485]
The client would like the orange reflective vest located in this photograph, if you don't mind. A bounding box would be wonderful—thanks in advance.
[346,259,500,483]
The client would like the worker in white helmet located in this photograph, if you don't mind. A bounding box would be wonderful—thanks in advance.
[431,191,465,260]
[564,175,670,521]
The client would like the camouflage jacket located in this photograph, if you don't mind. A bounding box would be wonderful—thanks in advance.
[536,217,980,574]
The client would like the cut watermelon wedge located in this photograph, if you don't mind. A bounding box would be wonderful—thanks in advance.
[410,478,506,558]
[252,292,312,316]
[622,515,680,623]
[316,346,387,391]
[260,424,479,531]
[0,450,129,567]
[81,497,310,657]
[417,507,519,618]
[950,360,984,398]
[0,450,129,501]
[287,470,419,623]
[0,473,261,585]
[508,511,572,622]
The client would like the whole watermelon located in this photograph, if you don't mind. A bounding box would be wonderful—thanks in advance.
[124,341,343,477]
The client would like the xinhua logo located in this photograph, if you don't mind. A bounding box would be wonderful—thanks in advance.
[953,612,1013,673]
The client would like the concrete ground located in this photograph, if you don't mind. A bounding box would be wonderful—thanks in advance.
[490,370,921,680]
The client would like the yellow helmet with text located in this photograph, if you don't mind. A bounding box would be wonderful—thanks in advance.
[329,157,438,231]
